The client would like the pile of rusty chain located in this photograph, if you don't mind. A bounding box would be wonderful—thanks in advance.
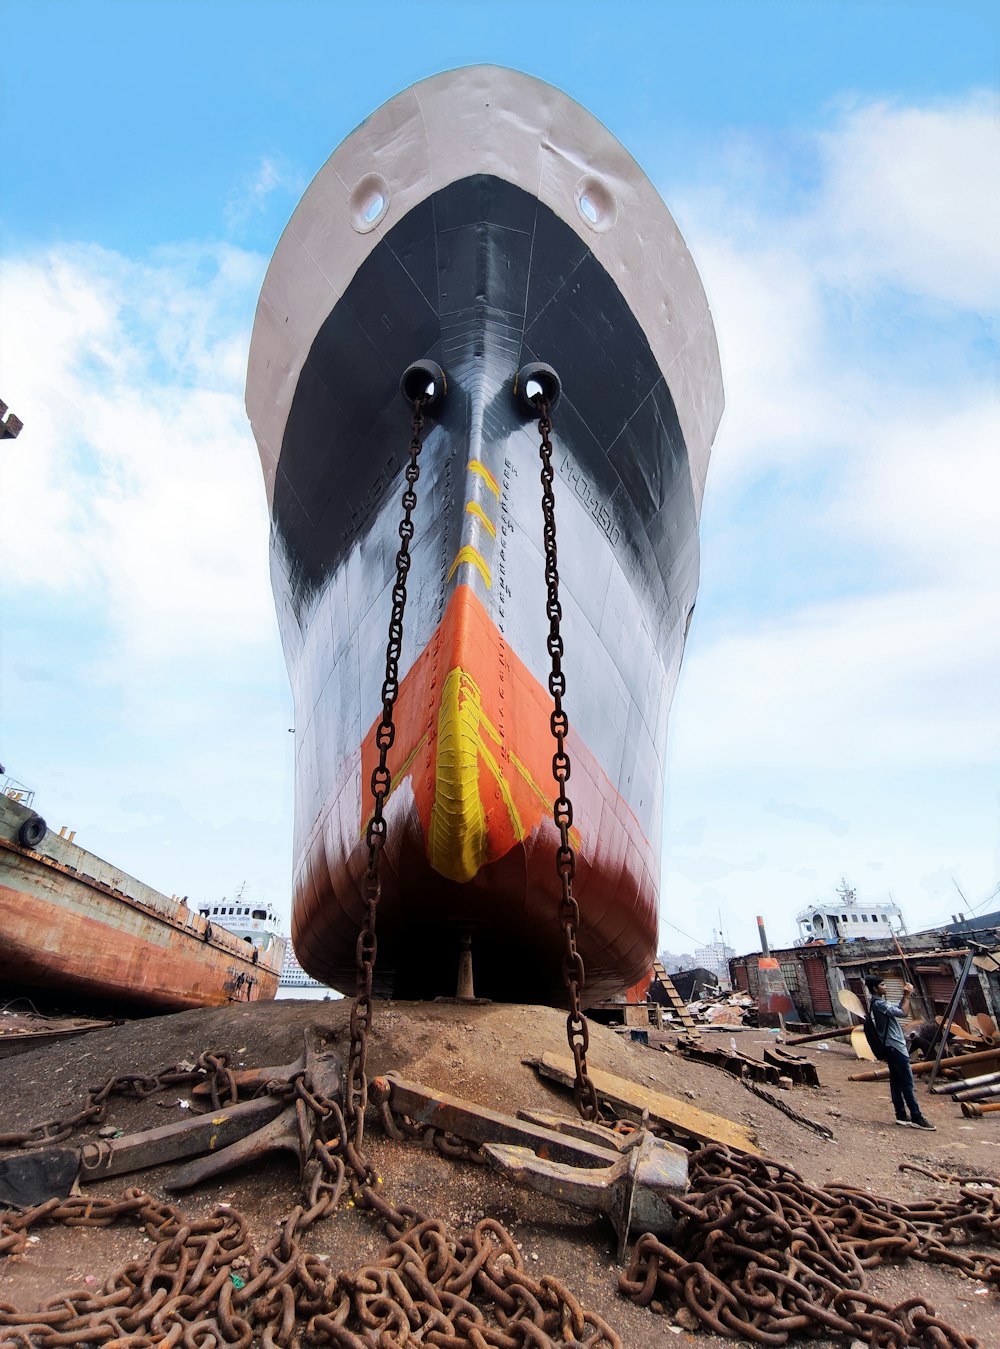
[531,394,601,1125]
[0,1061,622,1347]
[377,1091,488,1165]
[619,1142,998,1346]
[0,1052,236,1149]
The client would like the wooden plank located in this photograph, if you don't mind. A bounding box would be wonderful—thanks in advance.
[526,1051,759,1154]
[0,1021,114,1060]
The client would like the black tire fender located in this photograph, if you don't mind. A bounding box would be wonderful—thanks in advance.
[17,814,47,849]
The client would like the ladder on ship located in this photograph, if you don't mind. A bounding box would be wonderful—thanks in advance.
[652,960,701,1039]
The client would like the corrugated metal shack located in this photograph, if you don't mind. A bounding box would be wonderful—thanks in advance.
[729,917,1000,1030]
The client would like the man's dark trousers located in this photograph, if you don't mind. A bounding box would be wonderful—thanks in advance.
[885,1045,921,1120]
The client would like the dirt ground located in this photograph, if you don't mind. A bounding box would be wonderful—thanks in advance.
[1,1000,997,1346]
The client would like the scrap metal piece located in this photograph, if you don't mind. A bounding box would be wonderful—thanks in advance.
[376,1073,619,1168]
[0,1147,79,1207]
[167,1025,342,1190]
[0,1095,284,1205]
[375,1072,687,1258]
[763,1045,820,1088]
[515,1108,632,1153]
[678,1039,781,1085]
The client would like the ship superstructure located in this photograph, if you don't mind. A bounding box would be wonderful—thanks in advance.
[196,890,285,958]
[247,67,723,1003]
[795,883,906,945]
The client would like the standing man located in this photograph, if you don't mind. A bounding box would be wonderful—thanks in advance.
[864,975,937,1130]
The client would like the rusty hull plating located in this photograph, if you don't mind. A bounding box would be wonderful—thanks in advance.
[0,794,283,1010]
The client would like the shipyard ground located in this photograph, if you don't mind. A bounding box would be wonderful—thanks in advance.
[2,1000,997,1346]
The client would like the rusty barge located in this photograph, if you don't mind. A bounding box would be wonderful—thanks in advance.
[0,792,284,1010]
[248,67,723,1004]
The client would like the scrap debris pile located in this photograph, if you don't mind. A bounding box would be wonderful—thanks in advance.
[1,1031,998,1349]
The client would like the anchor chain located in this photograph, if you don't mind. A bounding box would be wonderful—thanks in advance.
[532,394,601,1123]
[345,393,427,1160]
[619,1141,997,1346]
[0,1053,622,1346]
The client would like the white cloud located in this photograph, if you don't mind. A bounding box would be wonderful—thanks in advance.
[818,95,1000,309]
[661,92,1000,953]
[224,156,304,233]
[0,243,295,911]
[1,244,272,659]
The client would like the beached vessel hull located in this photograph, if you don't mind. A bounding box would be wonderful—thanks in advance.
[247,68,723,1003]
[0,796,283,1010]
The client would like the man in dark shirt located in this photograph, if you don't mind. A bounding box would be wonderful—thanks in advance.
[864,975,937,1130]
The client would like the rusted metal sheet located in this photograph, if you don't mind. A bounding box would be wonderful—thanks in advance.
[0,796,283,1010]
[528,1051,759,1154]
[762,1046,820,1087]
[678,1040,781,1085]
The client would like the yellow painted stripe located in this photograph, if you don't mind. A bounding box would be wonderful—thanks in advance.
[510,750,582,851]
[429,668,526,883]
[465,500,496,537]
[429,669,489,882]
[447,545,492,588]
[468,459,500,498]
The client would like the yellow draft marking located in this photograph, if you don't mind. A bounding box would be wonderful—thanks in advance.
[468,459,500,498]
[429,668,524,883]
[465,500,496,537]
[447,545,492,588]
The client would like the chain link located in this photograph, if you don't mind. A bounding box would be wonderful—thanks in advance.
[345,395,427,1160]
[619,1140,997,1345]
[0,1052,235,1150]
[0,1054,623,1347]
[532,395,601,1124]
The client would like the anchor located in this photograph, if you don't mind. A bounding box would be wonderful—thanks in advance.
[372,1072,688,1257]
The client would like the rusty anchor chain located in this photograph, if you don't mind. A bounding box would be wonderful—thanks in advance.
[346,389,428,1163]
[618,1141,998,1346]
[0,1050,623,1347]
[530,390,601,1124]
[0,1051,237,1151]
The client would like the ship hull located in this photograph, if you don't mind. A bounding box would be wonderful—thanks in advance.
[0,799,282,1011]
[248,69,723,1004]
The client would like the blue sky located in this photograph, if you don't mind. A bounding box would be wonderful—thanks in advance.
[2,0,998,962]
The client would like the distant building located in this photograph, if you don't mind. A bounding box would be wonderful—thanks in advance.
[730,923,1000,1031]
[659,948,697,975]
[691,939,735,987]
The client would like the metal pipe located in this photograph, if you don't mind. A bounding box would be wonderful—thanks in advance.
[786,1026,855,1046]
[927,951,976,1089]
[931,1069,1000,1096]
[953,1081,1000,1103]
[849,1045,1000,1082]
[961,1100,1000,1118]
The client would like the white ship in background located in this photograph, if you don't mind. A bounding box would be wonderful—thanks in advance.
[196,889,286,960]
[198,889,338,997]
[795,882,906,945]
[279,943,338,997]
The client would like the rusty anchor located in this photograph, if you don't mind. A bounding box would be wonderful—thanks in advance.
[0,1026,341,1206]
[372,1072,688,1257]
